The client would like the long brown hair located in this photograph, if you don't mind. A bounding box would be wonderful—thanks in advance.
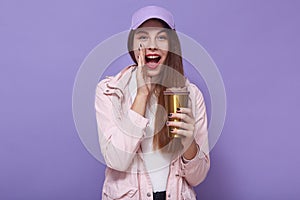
[127,19,186,150]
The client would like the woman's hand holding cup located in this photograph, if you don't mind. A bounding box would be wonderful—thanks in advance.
[166,107,196,150]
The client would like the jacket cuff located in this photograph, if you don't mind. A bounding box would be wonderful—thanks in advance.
[128,109,149,129]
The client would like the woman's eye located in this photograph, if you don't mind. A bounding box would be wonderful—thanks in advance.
[157,35,167,41]
[138,36,148,41]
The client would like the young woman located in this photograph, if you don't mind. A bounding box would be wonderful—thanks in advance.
[95,5,210,200]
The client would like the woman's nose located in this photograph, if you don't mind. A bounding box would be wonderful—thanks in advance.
[146,38,158,50]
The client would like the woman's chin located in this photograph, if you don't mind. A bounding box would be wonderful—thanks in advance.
[146,65,163,81]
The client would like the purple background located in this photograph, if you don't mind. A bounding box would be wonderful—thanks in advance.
[1,0,299,199]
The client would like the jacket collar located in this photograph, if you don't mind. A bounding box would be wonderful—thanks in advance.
[106,65,136,98]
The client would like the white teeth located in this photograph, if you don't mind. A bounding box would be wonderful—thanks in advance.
[146,55,160,59]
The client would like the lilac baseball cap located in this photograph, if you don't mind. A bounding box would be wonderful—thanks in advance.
[130,5,175,30]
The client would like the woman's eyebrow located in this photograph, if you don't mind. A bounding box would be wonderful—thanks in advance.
[157,30,167,35]
[135,30,149,35]
[135,29,167,35]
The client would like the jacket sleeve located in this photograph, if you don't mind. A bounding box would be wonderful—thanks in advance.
[95,79,149,171]
[180,84,210,186]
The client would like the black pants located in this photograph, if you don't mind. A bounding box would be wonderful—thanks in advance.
[153,191,166,200]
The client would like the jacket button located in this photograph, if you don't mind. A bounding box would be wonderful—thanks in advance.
[147,192,151,197]
[168,194,171,198]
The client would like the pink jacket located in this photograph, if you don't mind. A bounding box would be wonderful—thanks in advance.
[95,66,210,200]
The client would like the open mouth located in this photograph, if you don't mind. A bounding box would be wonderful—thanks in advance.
[145,54,161,69]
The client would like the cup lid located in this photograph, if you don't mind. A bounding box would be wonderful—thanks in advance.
[163,88,189,95]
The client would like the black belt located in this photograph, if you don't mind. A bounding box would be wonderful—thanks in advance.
[153,191,166,200]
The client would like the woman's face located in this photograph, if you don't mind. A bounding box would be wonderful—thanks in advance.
[133,19,169,78]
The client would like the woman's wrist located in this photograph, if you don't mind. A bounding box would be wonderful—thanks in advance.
[182,140,198,161]
[131,93,148,116]
[136,91,149,98]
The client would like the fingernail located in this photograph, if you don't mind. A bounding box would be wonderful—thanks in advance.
[139,43,142,47]
[138,47,140,51]
[168,113,172,117]
[170,128,174,132]
[166,121,169,125]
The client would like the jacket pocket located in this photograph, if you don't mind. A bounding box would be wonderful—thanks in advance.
[103,188,138,199]
[102,169,138,199]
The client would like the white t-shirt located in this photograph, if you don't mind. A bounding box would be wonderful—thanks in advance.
[129,70,172,192]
